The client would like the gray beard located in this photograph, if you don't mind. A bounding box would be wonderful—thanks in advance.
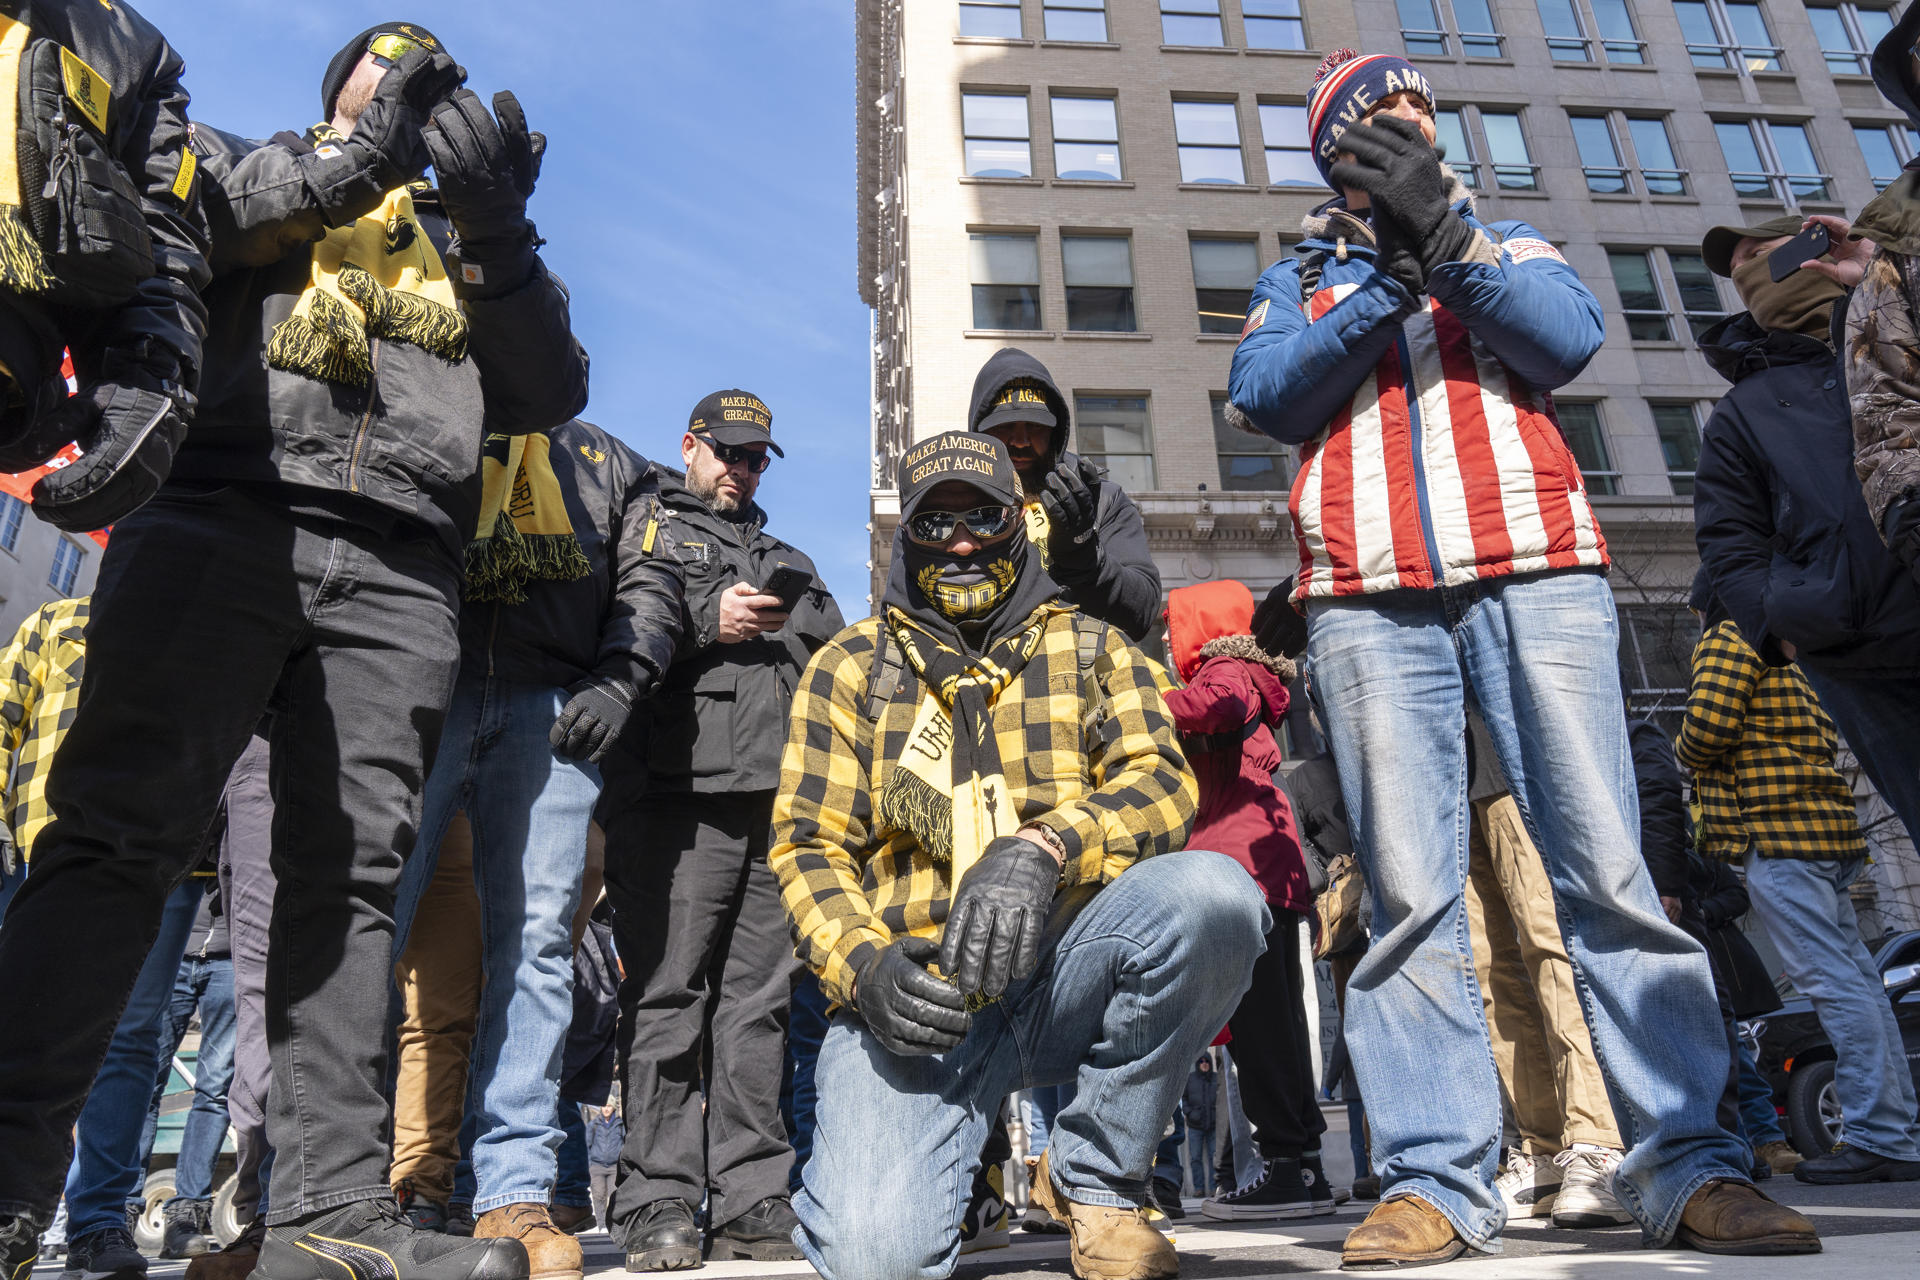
[689,472,749,521]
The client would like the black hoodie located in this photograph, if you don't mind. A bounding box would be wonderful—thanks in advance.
[961,348,1162,641]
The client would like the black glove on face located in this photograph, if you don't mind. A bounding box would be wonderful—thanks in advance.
[549,675,640,763]
[939,834,1060,1000]
[425,89,543,293]
[853,936,972,1055]
[30,348,192,534]
[1042,456,1101,577]
[306,48,465,226]
[1329,115,1480,278]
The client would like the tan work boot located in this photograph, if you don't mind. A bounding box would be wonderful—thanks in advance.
[184,1218,265,1280]
[1340,1196,1467,1270]
[1754,1141,1805,1176]
[1028,1151,1178,1280]
[473,1203,585,1280]
[1674,1179,1820,1255]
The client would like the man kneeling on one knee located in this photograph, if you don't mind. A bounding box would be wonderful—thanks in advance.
[769,433,1267,1280]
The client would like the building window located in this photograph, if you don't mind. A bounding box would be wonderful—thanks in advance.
[1244,0,1308,49]
[1174,99,1246,184]
[1571,116,1629,193]
[48,537,81,595]
[1670,252,1726,338]
[1191,238,1261,334]
[1627,116,1687,194]
[1607,250,1673,341]
[1855,123,1920,190]
[1062,235,1137,331]
[1212,394,1292,491]
[1259,102,1321,186]
[1674,0,1782,72]
[1052,96,1122,180]
[1557,402,1619,496]
[1535,0,1592,59]
[1591,0,1648,63]
[1810,4,1896,75]
[959,0,1023,38]
[1479,111,1539,191]
[0,493,23,553]
[1397,0,1450,56]
[1076,395,1157,490]
[1162,0,1224,45]
[1044,0,1109,42]
[970,233,1042,330]
[962,93,1031,178]
[1452,0,1507,56]
[1435,109,1479,187]
[1620,604,1698,726]
[1575,112,1688,196]
[1650,402,1703,497]
[1715,118,1829,203]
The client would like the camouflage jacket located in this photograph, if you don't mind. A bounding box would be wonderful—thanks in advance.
[1845,168,1920,531]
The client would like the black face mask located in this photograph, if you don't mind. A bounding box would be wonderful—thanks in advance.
[903,525,1029,624]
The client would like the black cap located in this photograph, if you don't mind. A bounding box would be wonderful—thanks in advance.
[321,21,445,117]
[899,433,1020,517]
[1701,214,1808,278]
[974,378,1058,435]
[688,388,783,457]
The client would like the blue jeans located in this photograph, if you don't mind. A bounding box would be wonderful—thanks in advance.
[137,953,238,1204]
[554,1102,590,1209]
[1306,572,1748,1249]
[1022,1083,1073,1156]
[793,851,1267,1280]
[64,878,202,1239]
[1188,1128,1216,1196]
[783,972,833,1195]
[393,674,601,1214]
[1743,855,1920,1160]
[1799,670,1920,848]
[1734,1035,1786,1147]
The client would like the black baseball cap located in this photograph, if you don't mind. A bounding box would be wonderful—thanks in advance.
[974,378,1058,435]
[688,388,783,457]
[1701,214,1809,278]
[321,22,445,116]
[898,432,1020,517]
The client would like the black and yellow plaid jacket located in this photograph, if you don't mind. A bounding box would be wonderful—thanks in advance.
[770,605,1198,1007]
[1675,619,1866,863]
[1,596,88,858]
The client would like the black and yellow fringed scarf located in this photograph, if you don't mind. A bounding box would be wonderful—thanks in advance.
[267,126,466,387]
[0,15,53,296]
[462,432,590,604]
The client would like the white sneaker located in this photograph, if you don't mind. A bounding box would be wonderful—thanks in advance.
[1550,1144,1632,1228]
[1494,1147,1561,1218]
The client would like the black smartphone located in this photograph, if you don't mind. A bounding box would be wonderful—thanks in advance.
[761,564,810,612]
[1768,222,1831,282]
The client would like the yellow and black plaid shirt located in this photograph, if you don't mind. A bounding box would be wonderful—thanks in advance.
[770,606,1198,1007]
[1,596,87,858]
[1675,620,1866,863]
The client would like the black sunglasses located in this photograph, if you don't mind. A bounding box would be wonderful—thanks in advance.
[698,435,772,474]
[906,504,1020,546]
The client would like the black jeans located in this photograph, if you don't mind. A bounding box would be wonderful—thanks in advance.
[1225,910,1328,1159]
[602,789,798,1234]
[0,483,460,1227]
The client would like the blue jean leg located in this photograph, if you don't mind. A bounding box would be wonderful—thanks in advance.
[554,1103,590,1209]
[1022,1083,1073,1156]
[1188,1128,1215,1195]
[783,972,833,1195]
[1735,1036,1786,1147]
[1744,855,1920,1160]
[173,958,236,1203]
[63,878,202,1238]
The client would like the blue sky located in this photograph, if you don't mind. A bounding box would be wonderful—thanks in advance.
[144,0,877,612]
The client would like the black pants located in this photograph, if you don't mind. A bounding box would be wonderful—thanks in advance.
[603,789,798,1234]
[1226,910,1328,1159]
[0,484,459,1226]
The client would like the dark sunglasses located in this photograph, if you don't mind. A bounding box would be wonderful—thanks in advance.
[906,504,1020,545]
[367,32,429,67]
[699,435,772,474]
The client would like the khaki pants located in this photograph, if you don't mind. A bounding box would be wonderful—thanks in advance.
[1464,795,1622,1155]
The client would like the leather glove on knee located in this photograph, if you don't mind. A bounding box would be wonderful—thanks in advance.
[939,834,1060,1000]
[550,675,642,763]
[1329,116,1480,279]
[853,937,971,1056]
[30,346,193,534]
[304,47,465,225]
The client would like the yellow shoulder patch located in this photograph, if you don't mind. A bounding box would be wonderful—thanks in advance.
[579,444,606,464]
[59,46,110,135]
[170,147,197,203]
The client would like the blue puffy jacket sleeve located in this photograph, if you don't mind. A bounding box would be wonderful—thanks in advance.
[1426,219,1604,392]
[1228,254,1418,446]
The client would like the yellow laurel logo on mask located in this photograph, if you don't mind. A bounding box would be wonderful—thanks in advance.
[59,47,109,135]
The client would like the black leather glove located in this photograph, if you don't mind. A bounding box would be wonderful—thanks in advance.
[305,47,465,226]
[853,936,971,1055]
[550,675,641,763]
[424,89,544,295]
[1329,116,1480,278]
[30,346,192,534]
[1252,576,1308,660]
[1042,456,1101,578]
[939,834,1060,1000]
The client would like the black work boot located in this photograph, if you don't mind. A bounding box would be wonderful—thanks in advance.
[2,1213,41,1280]
[162,1200,216,1260]
[254,1199,527,1280]
[622,1200,700,1273]
[61,1227,147,1280]
[707,1197,801,1262]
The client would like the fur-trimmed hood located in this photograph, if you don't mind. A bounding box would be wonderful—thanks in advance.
[1198,634,1296,683]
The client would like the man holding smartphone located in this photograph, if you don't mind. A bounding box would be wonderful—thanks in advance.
[600,390,844,1269]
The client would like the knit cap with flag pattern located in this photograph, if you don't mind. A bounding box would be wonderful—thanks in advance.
[1306,48,1435,188]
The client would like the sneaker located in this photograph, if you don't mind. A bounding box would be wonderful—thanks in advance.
[1755,1141,1804,1176]
[1793,1142,1920,1185]
[1200,1156,1327,1221]
[1550,1145,1631,1228]
[187,1218,265,1280]
[1148,1178,1186,1221]
[1494,1147,1560,1219]
[162,1200,216,1260]
[473,1205,581,1280]
[707,1197,802,1262]
[61,1228,147,1280]
[253,1199,527,1280]
[396,1181,449,1234]
[3,1213,40,1280]
[444,1206,475,1239]
[957,1162,1009,1254]
[1301,1154,1338,1214]
[621,1200,700,1273]
[1018,1204,1068,1235]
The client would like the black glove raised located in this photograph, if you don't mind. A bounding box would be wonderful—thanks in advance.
[305,47,465,226]
[549,674,641,763]
[1329,115,1480,279]
[939,834,1060,1000]
[424,89,544,294]
[30,346,192,534]
[1042,456,1101,577]
[853,936,971,1055]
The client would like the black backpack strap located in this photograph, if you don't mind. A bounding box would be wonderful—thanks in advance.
[1297,248,1329,302]
[866,624,907,721]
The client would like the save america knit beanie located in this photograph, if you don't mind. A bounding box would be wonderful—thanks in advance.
[1306,49,1435,187]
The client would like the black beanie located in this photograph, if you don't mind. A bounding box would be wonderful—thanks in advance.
[320,21,445,117]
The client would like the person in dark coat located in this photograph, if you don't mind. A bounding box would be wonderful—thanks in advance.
[1183,1058,1219,1197]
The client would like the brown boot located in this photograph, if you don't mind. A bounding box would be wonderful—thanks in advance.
[184,1218,266,1280]
[1029,1151,1178,1280]
[1674,1179,1820,1256]
[473,1204,585,1280]
[1340,1196,1467,1271]
[548,1203,595,1236]
[1754,1141,1804,1176]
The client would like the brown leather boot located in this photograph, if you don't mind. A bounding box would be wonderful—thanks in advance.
[1754,1141,1804,1176]
[473,1204,585,1280]
[184,1218,265,1280]
[1674,1179,1820,1255]
[1340,1196,1467,1270]
[1029,1151,1178,1280]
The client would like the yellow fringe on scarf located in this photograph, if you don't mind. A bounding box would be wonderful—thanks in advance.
[463,432,590,604]
[0,16,56,298]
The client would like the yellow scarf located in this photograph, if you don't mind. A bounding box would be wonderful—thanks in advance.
[0,15,54,295]
[267,147,466,387]
[463,432,589,603]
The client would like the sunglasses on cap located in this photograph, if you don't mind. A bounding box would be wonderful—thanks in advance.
[697,435,773,474]
[367,32,429,67]
[906,504,1020,546]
